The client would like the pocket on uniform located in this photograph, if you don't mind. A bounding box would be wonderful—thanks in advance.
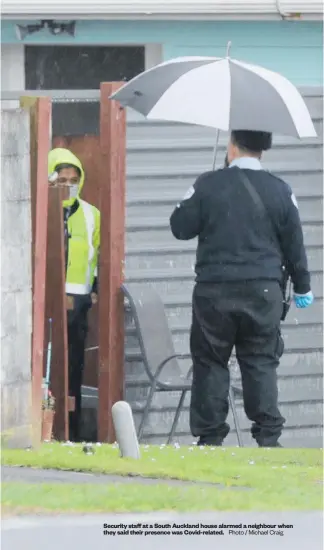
[276,330,285,359]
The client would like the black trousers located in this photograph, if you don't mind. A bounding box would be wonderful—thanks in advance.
[189,281,285,447]
[67,294,92,441]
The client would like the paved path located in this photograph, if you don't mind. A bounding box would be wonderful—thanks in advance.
[2,465,249,489]
[2,512,323,550]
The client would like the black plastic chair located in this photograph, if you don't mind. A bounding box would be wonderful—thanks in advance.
[122,283,243,446]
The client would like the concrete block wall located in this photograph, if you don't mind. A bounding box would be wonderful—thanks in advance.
[1,109,33,448]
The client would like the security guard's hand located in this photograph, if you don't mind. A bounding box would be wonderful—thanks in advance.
[91,292,98,305]
[294,291,314,308]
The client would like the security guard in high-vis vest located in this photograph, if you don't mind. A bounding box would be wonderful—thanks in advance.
[48,148,100,441]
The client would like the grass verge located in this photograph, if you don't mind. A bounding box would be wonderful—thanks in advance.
[2,443,323,513]
[2,479,322,515]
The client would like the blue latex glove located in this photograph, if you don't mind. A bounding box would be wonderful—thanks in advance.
[294,291,314,308]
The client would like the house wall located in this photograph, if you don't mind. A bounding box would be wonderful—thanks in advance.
[1,20,323,86]
[1,44,25,109]
[1,18,322,447]
[121,88,323,448]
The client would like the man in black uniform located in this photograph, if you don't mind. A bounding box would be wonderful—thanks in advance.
[170,130,313,447]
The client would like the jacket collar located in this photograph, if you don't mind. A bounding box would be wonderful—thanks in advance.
[229,157,262,171]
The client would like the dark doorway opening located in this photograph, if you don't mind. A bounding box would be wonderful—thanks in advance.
[25,45,145,135]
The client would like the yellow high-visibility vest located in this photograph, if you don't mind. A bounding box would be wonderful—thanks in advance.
[65,199,100,295]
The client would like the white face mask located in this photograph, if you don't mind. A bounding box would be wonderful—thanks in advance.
[69,184,79,199]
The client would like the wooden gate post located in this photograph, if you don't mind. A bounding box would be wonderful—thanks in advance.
[20,96,51,447]
[98,82,126,443]
[46,186,70,441]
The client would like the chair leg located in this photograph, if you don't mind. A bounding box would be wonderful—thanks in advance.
[229,386,244,447]
[167,390,187,445]
[137,384,156,442]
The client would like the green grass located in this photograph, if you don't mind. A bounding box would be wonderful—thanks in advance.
[2,443,323,514]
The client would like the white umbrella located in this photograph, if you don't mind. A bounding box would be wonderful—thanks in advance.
[110,54,317,140]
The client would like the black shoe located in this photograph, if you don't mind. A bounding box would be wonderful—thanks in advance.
[258,442,283,448]
[197,438,223,447]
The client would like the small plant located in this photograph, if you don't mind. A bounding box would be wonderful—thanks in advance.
[42,390,55,411]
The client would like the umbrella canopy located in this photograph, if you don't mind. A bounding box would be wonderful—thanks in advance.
[110,56,317,139]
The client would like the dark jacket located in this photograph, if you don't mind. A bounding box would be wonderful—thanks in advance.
[170,167,310,294]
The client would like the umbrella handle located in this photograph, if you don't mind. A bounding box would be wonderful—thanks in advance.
[212,41,231,171]
[212,129,220,170]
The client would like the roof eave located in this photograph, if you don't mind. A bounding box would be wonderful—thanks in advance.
[1,12,322,20]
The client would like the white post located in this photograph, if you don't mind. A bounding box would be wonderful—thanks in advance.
[112,401,141,459]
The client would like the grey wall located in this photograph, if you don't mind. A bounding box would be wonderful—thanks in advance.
[122,88,323,448]
[1,109,33,448]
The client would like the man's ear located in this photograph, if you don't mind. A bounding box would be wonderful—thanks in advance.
[227,142,235,164]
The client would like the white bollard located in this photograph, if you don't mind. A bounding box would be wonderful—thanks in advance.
[111,401,141,460]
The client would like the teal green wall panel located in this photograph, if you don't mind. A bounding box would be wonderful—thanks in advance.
[1,20,322,86]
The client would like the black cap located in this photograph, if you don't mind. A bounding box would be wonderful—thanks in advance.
[231,130,272,153]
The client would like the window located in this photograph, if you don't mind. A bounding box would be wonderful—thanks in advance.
[25,46,145,136]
